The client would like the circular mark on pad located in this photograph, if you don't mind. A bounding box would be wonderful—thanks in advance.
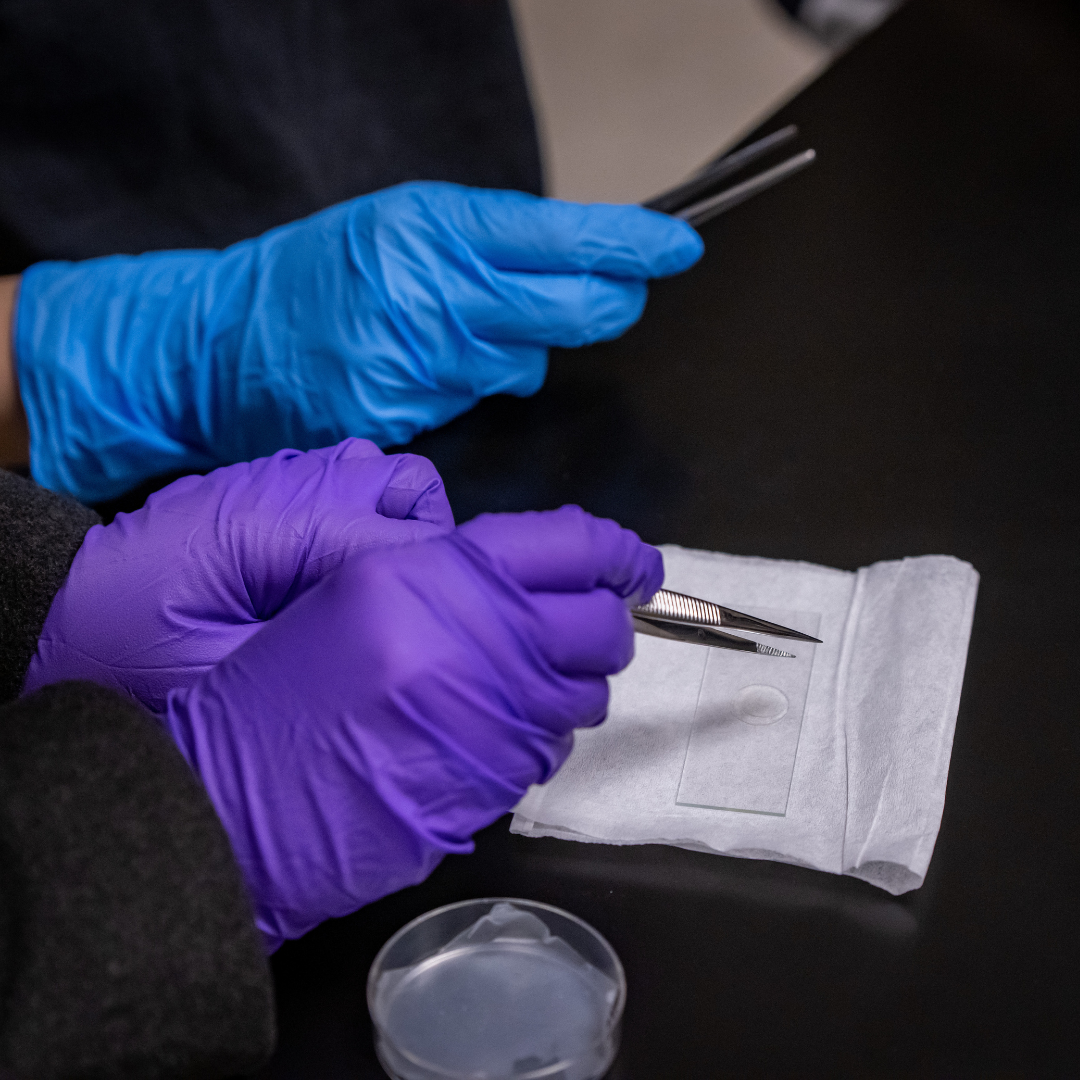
[735,684,789,726]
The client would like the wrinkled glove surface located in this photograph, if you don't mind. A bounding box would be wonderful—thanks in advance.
[24,438,452,713]
[16,182,703,501]
[160,506,663,950]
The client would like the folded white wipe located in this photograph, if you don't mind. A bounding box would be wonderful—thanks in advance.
[512,546,979,895]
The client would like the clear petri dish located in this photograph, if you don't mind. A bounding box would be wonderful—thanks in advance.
[367,897,625,1080]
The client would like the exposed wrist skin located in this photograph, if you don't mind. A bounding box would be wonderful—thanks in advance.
[0,275,28,470]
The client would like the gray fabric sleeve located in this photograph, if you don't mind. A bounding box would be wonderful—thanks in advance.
[0,681,276,1078]
[0,469,101,702]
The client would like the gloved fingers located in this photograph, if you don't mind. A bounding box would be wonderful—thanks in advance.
[377,453,454,527]
[437,340,549,400]
[524,672,611,737]
[264,442,449,524]
[455,267,648,348]
[307,437,386,464]
[457,506,663,604]
[427,184,704,278]
[192,443,452,618]
[256,514,454,621]
[302,517,450,571]
[530,730,576,785]
[205,442,395,524]
[530,589,635,676]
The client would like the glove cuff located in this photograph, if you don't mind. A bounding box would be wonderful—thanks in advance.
[15,257,221,502]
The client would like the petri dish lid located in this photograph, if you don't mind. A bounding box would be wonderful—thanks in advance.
[368,898,625,1080]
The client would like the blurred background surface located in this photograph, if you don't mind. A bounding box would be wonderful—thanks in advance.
[510,0,832,203]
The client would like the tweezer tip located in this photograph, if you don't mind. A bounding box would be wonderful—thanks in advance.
[757,643,796,658]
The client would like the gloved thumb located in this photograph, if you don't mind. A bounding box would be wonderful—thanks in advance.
[375,453,455,526]
[440,185,705,279]
[454,505,663,606]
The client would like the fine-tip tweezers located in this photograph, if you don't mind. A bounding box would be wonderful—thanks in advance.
[631,588,822,658]
[643,124,816,228]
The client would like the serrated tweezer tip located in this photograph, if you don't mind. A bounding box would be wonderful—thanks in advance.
[633,589,821,644]
[756,643,796,658]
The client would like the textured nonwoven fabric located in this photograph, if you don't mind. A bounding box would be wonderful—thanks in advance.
[512,544,978,895]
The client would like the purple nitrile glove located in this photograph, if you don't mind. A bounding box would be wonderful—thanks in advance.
[159,505,663,950]
[24,438,453,713]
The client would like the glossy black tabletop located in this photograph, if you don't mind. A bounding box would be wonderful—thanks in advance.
[260,1,1080,1075]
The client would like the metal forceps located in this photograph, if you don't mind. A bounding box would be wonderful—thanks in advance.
[631,133,819,654]
[643,125,816,228]
[631,588,822,658]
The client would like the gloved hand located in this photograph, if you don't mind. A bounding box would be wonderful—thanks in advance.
[23,437,453,713]
[15,182,703,502]
[159,505,662,950]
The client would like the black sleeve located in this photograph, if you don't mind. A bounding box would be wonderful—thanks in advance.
[0,0,541,267]
[0,471,276,1076]
[0,682,275,1078]
[0,468,100,703]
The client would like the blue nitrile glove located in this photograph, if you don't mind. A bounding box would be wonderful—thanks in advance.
[15,182,703,502]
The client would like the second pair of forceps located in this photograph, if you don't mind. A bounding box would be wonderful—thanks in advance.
[643,125,816,228]
[631,588,822,658]
[633,132,820,653]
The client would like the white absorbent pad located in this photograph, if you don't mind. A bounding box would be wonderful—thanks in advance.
[511,546,979,895]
